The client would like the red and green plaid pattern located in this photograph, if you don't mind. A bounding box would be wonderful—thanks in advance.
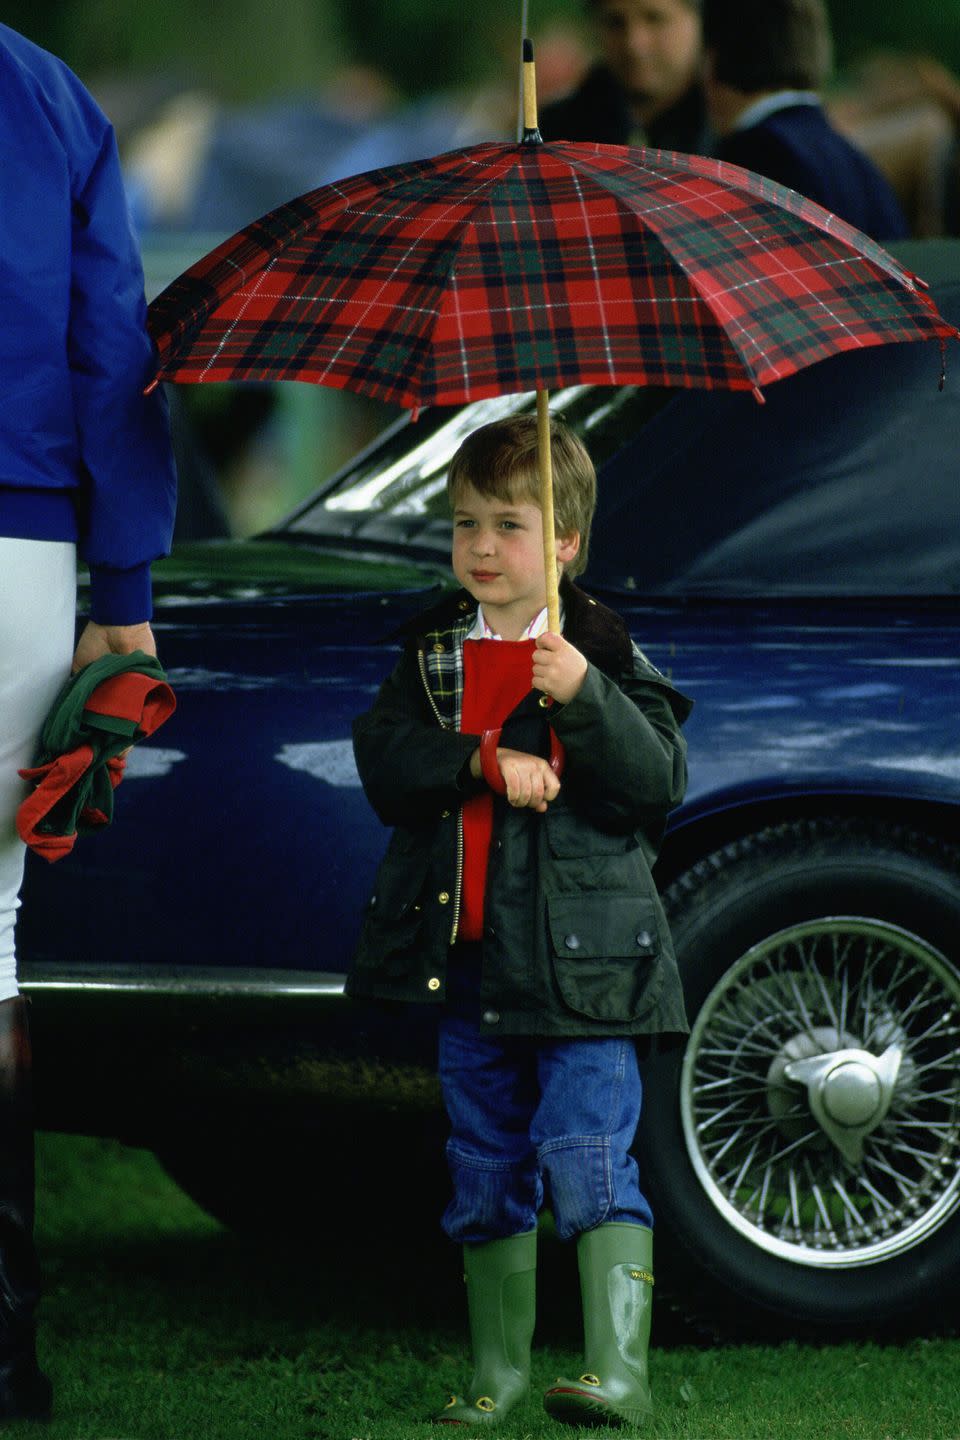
[147,141,957,406]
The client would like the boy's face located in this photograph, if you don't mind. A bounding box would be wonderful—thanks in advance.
[451,483,580,639]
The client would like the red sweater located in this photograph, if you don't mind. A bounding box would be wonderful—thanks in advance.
[459,638,536,941]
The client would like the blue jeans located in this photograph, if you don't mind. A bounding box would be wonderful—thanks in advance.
[438,1012,653,1245]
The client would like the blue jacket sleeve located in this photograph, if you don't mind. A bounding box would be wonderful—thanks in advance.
[68,103,176,623]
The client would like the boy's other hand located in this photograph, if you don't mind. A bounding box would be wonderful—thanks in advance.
[470,746,561,811]
[532,632,588,705]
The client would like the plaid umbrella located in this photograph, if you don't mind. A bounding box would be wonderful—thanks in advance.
[148,43,957,625]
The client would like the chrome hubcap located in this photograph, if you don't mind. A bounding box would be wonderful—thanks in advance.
[784,1043,902,1165]
[680,918,960,1267]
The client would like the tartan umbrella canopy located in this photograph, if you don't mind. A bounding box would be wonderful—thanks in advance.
[148,44,957,628]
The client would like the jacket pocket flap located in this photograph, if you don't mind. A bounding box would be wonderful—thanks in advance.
[547,895,662,1022]
[547,895,659,959]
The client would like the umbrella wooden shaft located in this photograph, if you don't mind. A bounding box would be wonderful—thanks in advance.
[523,44,538,133]
[523,43,560,636]
[537,388,561,634]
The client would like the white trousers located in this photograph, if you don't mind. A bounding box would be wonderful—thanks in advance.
[0,538,76,1000]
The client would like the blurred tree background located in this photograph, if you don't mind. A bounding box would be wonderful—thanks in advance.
[3,0,580,100]
[6,0,960,103]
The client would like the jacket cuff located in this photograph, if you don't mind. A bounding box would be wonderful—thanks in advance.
[87,562,153,625]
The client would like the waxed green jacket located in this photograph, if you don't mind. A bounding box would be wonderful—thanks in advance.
[348,580,693,1039]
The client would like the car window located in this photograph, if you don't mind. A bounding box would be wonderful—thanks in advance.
[276,385,674,549]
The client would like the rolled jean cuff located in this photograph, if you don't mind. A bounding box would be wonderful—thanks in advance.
[441,1140,542,1244]
[537,1135,653,1241]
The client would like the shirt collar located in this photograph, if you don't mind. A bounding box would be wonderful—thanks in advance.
[731,90,821,134]
[466,604,559,641]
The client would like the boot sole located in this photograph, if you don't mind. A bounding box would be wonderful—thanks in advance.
[544,1385,652,1429]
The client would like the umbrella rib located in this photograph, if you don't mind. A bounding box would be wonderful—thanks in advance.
[612,156,782,382]
[419,154,624,398]
[311,155,513,396]
[419,150,563,401]
[551,146,767,388]
[150,181,371,367]
[571,148,879,385]
[568,169,617,384]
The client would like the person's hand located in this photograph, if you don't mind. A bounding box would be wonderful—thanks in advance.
[497,748,561,811]
[469,746,561,812]
[71,621,157,673]
[532,632,588,705]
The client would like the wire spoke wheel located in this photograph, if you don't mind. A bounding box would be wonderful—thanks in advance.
[681,916,960,1267]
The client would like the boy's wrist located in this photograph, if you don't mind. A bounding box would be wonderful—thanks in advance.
[459,748,486,793]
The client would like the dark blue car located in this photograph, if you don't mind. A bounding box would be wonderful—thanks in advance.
[21,239,960,1339]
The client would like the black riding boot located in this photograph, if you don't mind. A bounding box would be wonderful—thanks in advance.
[0,997,51,1421]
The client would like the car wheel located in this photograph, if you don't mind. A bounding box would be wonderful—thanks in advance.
[639,818,960,1337]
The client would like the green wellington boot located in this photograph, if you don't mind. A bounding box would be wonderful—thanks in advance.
[543,1223,655,1430]
[434,1230,537,1427]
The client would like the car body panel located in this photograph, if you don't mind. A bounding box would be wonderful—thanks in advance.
[20,581,960,985]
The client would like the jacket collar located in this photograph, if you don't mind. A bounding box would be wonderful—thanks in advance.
[407,578,691,727]
[406,577,632,677]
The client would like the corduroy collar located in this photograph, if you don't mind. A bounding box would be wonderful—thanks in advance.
[406,577,633,679]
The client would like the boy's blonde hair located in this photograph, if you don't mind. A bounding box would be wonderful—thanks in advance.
[447,415,597,579]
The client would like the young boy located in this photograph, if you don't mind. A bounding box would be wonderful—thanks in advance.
[350,415,692,1429]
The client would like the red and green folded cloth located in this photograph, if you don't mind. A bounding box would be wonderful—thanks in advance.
[16,651,176,863]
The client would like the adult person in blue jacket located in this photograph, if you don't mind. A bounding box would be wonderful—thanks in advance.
[702,0,909,242]
[0,22,176,1420]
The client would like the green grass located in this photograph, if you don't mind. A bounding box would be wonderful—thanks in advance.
[6,1132,957,1439]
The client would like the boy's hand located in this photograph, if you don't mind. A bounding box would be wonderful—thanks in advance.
[532,632,588,705]
[469,747,561,811]
[499,748,561,811]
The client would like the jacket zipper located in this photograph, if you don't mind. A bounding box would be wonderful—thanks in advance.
[418,647,464,944]
[450,813,464,944]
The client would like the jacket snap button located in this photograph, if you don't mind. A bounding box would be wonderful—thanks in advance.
[427,977,441,991]
[483,1010,500,1024]
[441,809,451,819]
[538,694,552,708]
[564,934,581,950]
[433,642,445,653]
[438,891,450,904]
[636,931,652,947]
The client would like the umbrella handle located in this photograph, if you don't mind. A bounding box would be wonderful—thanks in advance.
[479,725,565,795]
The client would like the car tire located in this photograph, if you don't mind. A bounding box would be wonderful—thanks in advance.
[639,818,960,1338]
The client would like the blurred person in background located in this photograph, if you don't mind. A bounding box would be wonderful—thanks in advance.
[539,0,710,154]
[0,21,176,1420]
[703,0,909,241]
